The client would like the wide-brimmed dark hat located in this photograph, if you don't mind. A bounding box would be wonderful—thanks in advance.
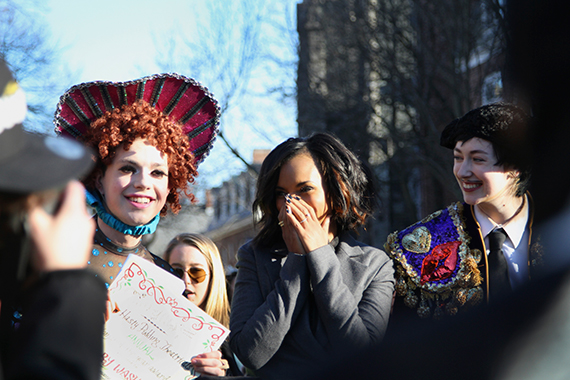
[53,73,220,166]
[0,59,93,194]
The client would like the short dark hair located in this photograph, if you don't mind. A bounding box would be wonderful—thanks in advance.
[253,132,376,246]
[440,102,531,196]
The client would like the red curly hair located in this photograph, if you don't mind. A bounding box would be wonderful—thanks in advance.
[81,100,197,215]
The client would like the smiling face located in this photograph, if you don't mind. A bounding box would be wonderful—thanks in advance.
[276,153,331,225]
[453,137,518,207]
[168,244,211,309]
[96,138,169,226]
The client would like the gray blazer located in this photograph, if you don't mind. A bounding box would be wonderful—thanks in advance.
[229,232,395,380]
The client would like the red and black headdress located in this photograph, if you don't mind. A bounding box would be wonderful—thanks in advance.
[53,73,219,165]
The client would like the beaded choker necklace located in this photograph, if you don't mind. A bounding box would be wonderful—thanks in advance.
[85,189,160,236]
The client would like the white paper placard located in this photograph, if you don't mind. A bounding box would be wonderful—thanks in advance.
[101,254,229,380]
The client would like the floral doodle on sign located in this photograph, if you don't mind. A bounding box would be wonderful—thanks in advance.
[110,261,226,350]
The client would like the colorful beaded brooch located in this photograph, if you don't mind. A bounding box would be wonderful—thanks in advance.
[53,73,219,166]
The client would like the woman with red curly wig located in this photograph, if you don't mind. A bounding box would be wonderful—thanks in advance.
[76,99,197,281]
[55,74,219,288]
[54,74,225,376]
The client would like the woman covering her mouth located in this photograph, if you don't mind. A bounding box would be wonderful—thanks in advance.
[385,102,543,323]
[229,132,395,379]
[53,74,219,289]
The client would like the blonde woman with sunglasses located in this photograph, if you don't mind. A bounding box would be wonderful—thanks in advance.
[163,233,242,376]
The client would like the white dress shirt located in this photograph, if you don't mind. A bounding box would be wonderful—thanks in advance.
[474,196,530,290]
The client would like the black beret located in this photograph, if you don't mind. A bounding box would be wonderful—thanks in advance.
[440,102,529,149]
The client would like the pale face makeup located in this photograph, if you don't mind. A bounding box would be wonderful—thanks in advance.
[96,138,169,227]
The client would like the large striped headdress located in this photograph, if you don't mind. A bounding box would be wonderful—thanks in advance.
[53,73,219,165]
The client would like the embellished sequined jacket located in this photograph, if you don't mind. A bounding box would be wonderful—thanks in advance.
[385,196,543,320]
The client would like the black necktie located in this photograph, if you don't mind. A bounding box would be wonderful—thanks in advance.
[488,228,511,301]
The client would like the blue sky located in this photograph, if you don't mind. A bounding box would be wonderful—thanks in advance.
[44,0,188,82]
[23,0,300,193]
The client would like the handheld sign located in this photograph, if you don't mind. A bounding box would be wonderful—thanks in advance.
[101,254,229,380]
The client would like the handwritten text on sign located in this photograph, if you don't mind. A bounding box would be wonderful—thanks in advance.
[101,255,229,380]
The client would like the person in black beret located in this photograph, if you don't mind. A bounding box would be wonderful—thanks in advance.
[384,102,541,323]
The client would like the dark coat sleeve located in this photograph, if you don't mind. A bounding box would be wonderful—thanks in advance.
[229,243,311,370]
[5,269,107,380]
[220,339,243,377]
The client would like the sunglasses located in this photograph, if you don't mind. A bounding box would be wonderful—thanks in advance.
[173,267,208,283]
